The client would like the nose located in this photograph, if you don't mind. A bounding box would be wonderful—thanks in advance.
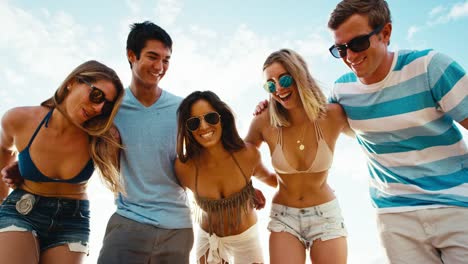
[199,118,210,130]
[154,59,163,73]
[345,48,359,64]
[91,101,105,114]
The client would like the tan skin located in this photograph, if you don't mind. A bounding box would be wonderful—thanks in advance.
[333,13,468,130]
[0,78,117,264]
[175,99,277,264]
[245,62,349,264]
[127,39,170,106]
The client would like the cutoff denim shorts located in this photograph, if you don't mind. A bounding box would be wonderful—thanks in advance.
[268,199,347,248]
[0,189,90,253]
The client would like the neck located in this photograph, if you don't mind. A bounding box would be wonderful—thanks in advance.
[361,51,395,85]
[49,107,84,135]
[288,107,309,125]
[130,79,162,107]
[199,144,231,164]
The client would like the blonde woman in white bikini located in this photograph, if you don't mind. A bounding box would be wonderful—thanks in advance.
[246,49,351,264]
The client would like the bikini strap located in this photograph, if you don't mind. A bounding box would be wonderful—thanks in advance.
[276,127,283,146]
[314,120,324,141]
[26,108,54,148]
[231,153,249,184]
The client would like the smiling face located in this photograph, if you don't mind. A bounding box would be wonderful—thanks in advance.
[263,62,302,110]
[65,79,117,124]
[332,14,392,84]
[128,39,171,89]
[188,99,222,149]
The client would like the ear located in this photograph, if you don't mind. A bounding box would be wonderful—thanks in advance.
[127,49,137,64]
[67,79,78,91]
[381,23,392,46]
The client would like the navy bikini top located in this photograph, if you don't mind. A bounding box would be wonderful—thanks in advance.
[18,108,94,184]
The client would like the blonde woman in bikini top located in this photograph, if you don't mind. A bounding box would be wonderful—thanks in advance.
[246,49,351,264]
[175,91,277,264]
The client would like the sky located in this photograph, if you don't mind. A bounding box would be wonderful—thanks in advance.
[1,0,467,263]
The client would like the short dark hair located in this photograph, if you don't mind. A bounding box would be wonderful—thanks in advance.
[328,0,391,30]
[126,21,172,68]
[176,90,245,162]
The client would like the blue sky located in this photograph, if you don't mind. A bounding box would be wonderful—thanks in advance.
[1,0,467,263]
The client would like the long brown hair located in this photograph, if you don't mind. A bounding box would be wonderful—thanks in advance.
[41,60,125,194]
[176,91,245,163]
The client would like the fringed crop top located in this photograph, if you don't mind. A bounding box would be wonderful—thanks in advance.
[193,153,258,236]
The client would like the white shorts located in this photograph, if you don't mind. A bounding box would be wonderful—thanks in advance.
[195,223,264,264]
[377,206,468,263]
[268,199,347,248]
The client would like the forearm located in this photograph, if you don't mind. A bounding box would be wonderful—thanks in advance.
[0,183,8,201]
[256,173,278,188]
[0,149,17,199]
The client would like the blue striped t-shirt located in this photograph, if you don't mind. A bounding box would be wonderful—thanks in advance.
[331,49,468,213]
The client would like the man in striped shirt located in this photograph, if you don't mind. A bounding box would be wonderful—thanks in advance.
[328,0,468,263]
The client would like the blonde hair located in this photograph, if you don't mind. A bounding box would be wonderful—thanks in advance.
[263,49,327,127]
[41,60,125,194]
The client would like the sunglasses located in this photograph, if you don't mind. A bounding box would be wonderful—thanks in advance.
[80,79,114,115]
[329,25,384,59]
[263,74,294,93]
[186,112,221,132]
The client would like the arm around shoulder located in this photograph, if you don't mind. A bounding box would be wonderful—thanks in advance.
[327,103,354,137]
[174,158,195,191]
[246,143,277,188]
[245,111,268,147]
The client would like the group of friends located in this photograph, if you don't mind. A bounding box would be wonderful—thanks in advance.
[0,0,467,263]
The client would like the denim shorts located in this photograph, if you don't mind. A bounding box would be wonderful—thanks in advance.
[268,199,347,249]
[0,189,90,253]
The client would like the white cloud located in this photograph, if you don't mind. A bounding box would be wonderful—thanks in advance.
[0,1,107,83]
[407,25,420,40]
[155,0,184,27]
[429,5,445,17]
[448,1,468,19]
[428,1,468,25]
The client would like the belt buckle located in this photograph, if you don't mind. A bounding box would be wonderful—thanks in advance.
[16,193,36,215]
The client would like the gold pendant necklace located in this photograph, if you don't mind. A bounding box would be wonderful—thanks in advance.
[296,123,307,151]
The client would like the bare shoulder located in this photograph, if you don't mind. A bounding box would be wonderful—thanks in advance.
[325,103,347,125]
[326,103,346,119]
[174,158,196,190]
[243,142,261,161]
[1,106,46,133]
[250,109,270,129]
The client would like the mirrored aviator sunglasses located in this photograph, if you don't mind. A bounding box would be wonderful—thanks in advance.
[186,112,221,132]
[329,25,384,58]
[263,74,294,93]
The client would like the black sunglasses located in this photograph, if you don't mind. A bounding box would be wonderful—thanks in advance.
[80,79,114,115]
[186,112,221,132]
[329,25,384,59]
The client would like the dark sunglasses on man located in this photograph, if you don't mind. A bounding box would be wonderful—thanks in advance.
[186,112,221,132]
[79,78,114,115]
[329,25,384,59]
